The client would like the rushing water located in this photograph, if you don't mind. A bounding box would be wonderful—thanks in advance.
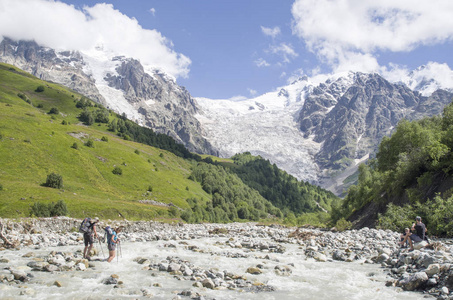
[0,236,428,300]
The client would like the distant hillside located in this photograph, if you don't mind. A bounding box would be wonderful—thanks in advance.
[333,101,453,236]
[0,63,215,220]
[1,63,335,224]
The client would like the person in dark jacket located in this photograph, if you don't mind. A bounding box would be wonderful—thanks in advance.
[401,216,427,251]
[83,218,99,259]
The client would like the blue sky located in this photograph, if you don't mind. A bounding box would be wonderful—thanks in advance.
[1,0,453,99]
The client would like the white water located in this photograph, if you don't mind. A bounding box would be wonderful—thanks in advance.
[0,236,427,300]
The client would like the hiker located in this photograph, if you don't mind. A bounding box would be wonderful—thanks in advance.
[400,216,427,251]
[106,226,122,263]
[81,217,99,259]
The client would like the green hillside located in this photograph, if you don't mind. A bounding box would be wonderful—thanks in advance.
[0,63,210,220]
[0,63,340,226]
[333,101,453,236]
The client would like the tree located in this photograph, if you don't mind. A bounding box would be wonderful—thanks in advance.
[35,85,45,92]
[112,166,123,175]
[49,107,59,114]
[79,109,94,125]
[95,109,109,123]
[44,173,63,189]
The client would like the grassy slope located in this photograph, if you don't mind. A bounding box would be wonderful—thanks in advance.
[0,63,210,220]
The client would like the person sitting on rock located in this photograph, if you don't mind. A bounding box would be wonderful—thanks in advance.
[401,216,427,251]
[83,217,99,259]
[399,227,410,248]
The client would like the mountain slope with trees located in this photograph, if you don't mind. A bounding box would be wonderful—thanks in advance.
[0,63,337,224]
[333,100,453,236]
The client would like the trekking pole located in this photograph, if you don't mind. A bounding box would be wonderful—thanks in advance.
[98,237,105,259]
[119,240,122,258]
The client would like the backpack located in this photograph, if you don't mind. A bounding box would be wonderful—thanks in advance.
[79,217,92,233]
[104,226,114,244]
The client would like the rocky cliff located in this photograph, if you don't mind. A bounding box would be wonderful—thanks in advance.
[196,72,453,195]
[0,37,216,155]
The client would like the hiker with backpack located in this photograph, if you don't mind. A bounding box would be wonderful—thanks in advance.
[80,217,99,260]
[105,226,122,263]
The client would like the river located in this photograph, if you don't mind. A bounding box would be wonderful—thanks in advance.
[0,234,427,300]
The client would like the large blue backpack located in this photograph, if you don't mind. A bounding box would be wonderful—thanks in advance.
[104,226,114,244]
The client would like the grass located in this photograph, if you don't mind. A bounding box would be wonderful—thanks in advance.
[0,63,211,220]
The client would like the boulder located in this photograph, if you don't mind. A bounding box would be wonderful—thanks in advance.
[201,278,215,289]
[425,264,441,276]
[399,272,428,291]
[246,267,262,275]
[413,241,428,250]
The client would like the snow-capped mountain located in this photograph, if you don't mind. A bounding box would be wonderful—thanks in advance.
[195,71,453,195]
[0,37,217,155]
[2,37,452,195]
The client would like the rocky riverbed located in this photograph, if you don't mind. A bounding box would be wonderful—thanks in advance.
[0,217,451,299]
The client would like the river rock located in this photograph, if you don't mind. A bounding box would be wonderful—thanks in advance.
[426,264,441,276]
[313,253,327,262]
[413,241,428,250]
[399,271,428,291]
[201,278,215,289]
[274,265,292,276]
[246,267,262,275]
[54,280,63,287]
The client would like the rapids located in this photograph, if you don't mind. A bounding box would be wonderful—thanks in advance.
[0,235,427,300]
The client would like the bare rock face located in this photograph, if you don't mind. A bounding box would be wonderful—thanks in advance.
[297,73,453,194]
[104,59,216,155]
[0,38,105,105]
[0,38,217,155]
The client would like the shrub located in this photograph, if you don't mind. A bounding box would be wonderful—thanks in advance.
[44,173,63,189]
[168,206,180,217]
[49,107,59,114]
[35,85,45,92]
[61,120,67,125]
[85,140,94,148]
[51,200,68,216]
[147,185,153,192]
[0,133,3,140]
[95,109,109,123]
[79,109,94,125]
[112,166,123,175]
[135,149,140,155]
[159,153,164,158]
[37,103,44,108]
[101,136,108,142]
[335,218,352,231]
[30,202,50,217]
[0,183,3,191]
[71,142,78,149]
[17,93,30,103]
[377,203,415,232]
[76,97,91,109]
[30,200,67,217]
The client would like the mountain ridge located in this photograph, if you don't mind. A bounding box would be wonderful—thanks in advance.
[2,37,453,195]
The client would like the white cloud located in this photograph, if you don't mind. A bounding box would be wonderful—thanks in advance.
[248,88,258,96]
[268,43,298,63]
[382,62,453,96]
[0,0,190,78]
[261,26,281,38]
[291,0,453,72]
[149,8,156,16]
[255,58,270,67]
